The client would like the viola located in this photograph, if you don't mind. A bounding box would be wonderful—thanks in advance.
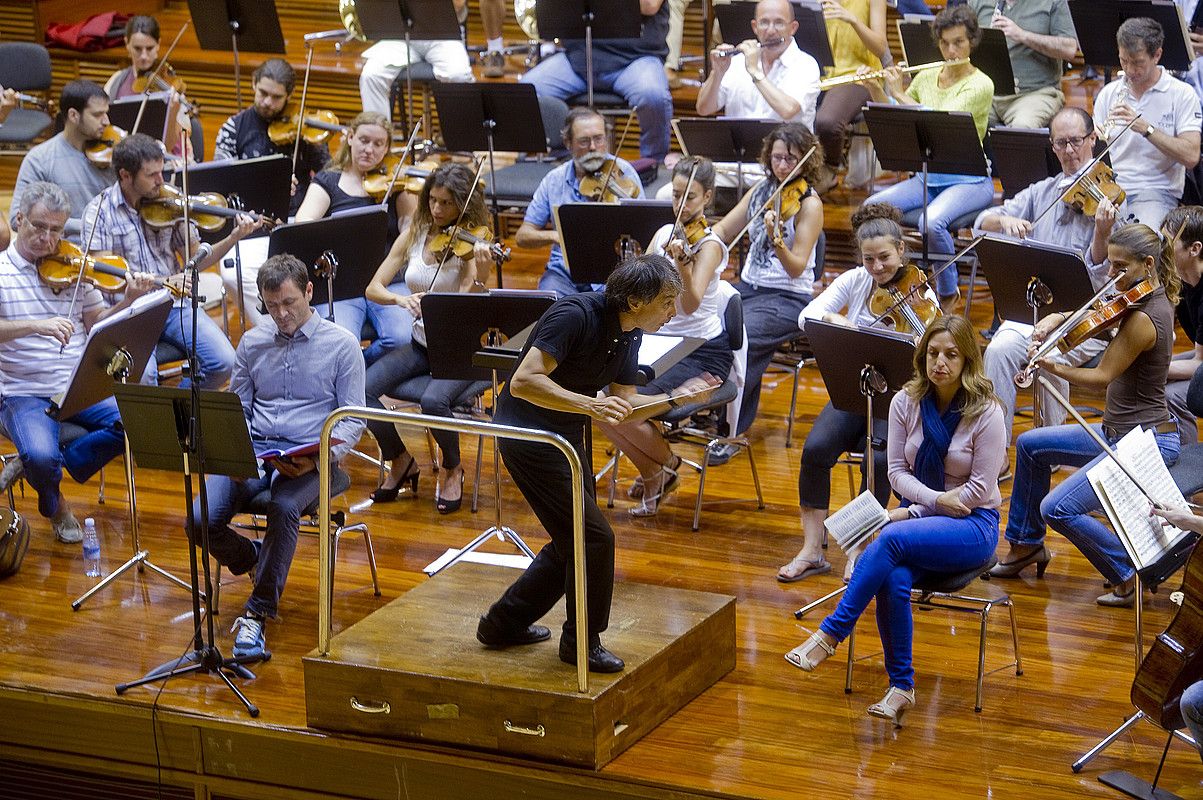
[267,105,345,146]
[867,263,941,337]
[1058,278,1156,351]
[85,124,128,169]
[37,240,184,298]
[139,184,279,232]
[430,223,511,264]
[579,157,640,203]
[1060,162,1126,217]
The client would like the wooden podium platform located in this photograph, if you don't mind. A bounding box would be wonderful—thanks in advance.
[303,562,736,769]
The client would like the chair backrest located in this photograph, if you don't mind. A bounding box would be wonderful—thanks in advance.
[538,96,570,153]
[0,43,52,92]
[721,287,744,352]
[813,230,826,282]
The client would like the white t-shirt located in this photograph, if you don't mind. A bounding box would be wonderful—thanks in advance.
[1093,67,1202,196]
[716,40,821,129]
[404,225,470,347]
[648,224,728,341]
[799,266,937,332]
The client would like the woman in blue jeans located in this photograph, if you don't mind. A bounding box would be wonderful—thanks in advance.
[992,224,1182,606]
[785,315,1007,727]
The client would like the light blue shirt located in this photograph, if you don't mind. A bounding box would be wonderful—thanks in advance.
[523,157,643,280]
[232,310,365,463]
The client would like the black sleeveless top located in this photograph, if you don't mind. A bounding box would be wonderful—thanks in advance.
[312,170,374,215]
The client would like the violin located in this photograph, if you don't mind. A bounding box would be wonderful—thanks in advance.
[131,62,200,118]
[579,163,640,203]
[85,124,128,169]
[1,86,51,112]
[139,184,279,232]
[867,263,941,337]
[267,105,345,146]
[37,240,184,297]
[1058,277,1156,351]
[430,223,511,264]
[362,155,436,202]
[767,176,812,245]
[1061,161,1126,217]
[670,214,713,264]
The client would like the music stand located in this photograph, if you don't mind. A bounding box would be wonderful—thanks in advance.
[112,385,262,715]
[187,0,286,110]
[107,94,170,142]
[672,117,777,196]
[898,22,1015,96]
[715,1,835,69]
[554,202,676,286]
[420,290,556,575]
[863,103,989,265]
[535,0,643,106]
[988,127,1059,200]
[793,320,915,620]
[267,206,391,319]
[1070,0,1194,72]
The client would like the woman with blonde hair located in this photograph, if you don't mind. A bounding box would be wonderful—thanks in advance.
[784,315,1006,728]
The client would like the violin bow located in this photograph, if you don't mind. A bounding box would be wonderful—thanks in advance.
[58,194,108,355]
[428,157,486,293]
[291,39,319,174]
[670,158,700,239]
[596,108,637,200]
[131,22,189,137]
[725,145,816,247]
[380,122,422,209]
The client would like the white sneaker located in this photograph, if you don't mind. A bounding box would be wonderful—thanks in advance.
[230,615,267,659]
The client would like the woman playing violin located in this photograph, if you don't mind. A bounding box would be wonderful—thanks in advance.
[995,223,1181,605]
[599,157,733,517]
[362,163,494,513]
[103,16,191,160]
[710,121,824,447]
[779,203,938,582]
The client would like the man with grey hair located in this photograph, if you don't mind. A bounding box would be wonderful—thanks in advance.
[0,181,157,542]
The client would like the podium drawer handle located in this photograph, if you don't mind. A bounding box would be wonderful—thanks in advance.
[350,696,391,714]
[503,720,546,737]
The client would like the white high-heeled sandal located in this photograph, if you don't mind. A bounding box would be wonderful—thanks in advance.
[784,632,835,671]
[867,686,915,728]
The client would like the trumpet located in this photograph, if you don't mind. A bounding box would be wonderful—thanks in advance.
[817,57,970,90]
[713,37,789,56]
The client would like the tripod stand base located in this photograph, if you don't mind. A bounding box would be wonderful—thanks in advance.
[71,550,196,611]
[424,525,536,576]
[1099,770,1184,800]
[116,645,265,717]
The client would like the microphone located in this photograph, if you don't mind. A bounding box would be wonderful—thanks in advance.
[182,243,212,273]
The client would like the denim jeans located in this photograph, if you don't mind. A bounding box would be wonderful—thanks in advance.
[521,52,672,160]
[0,395,124,518]
[798,401,890,510]
[1181,680,1203,762]
[536,268,600,298]
[154,304,237,389]
[1005,423,1181,584]
[819,508,999,691]
[864,176,995,298]
[330,282,414,367]
[732,281,810,435]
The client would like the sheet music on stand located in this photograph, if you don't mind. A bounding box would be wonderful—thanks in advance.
[1087,427,1193,571]
[824,490,889,554]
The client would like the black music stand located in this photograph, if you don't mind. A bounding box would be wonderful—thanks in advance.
[187,0,286,111]
[793,320,915,620]
[107,94,170,142]
[554,202,676,286]
[420,290,556,575]
[431,82,546,286]
[535,0,643,107]
[715,1,834,68]
[988,127,1059,200]
[898,22,1015,96]
[863,103,989,265]
[112,384,262,716]
[267,206,391,319]
[672,117,777,195]
[1070,0,1194,72]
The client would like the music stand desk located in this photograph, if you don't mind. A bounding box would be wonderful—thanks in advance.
[1070,0,1193,72]
[974,234,1097,325]
[555,203,676,286]
[175,155,292,242]
[806,320,915,421]
[898,23,1015,97]
[267,207,390,307]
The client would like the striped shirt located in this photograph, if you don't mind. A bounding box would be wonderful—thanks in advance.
[81,184,197,280]
[0,245,104,398]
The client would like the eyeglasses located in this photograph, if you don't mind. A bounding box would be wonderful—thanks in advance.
[572,134,608,148]
[1050,136,1088,151]
[754,18,789,31]
[770,153,800,165]
[23,219,64,237]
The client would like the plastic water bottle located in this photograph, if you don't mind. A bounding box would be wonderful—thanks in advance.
[82,518,101,578]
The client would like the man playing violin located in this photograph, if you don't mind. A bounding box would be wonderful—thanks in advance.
[82,133,260,389]
[0,181,157,544]
[516,107,643,298]
[10,81,115,243]
[212,59,328,215]
[978,107,1120,451]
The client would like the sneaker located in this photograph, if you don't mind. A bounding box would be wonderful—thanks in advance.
[0,457,23,492]
[481,50,506,78]
[230,614,268,660]
[52,512,83,544]
[706,442,741,467]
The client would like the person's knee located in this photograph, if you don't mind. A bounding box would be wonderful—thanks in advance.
[1181,681,1203,724]
[420,393,454,418]
[266,496,306,529]
[985,331,1026,371]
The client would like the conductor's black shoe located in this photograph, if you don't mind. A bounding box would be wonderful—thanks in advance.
[558,639,626,673]
[476,616,551,648]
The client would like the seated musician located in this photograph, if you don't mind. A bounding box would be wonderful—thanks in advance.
[1094,17,1201,228]
[361,163,495,513]
[188,254,365,660]
[516,107,643,298]
[520,0,673,162]
[978,107,1119,450]
[10,81,115,241]
[708,122,823,462]
[212,58,328,216]
[1162,205,1203,444]
[860,5,996,314]
[966,0,1078,128]
[0,182,158,543]
[785,315,1006,728]
[81,133,259,388]
[995,224,1181,605]
[103,15,191,159]
[600,157,733,517]
[294,111,415,365]
[779,203,938,582]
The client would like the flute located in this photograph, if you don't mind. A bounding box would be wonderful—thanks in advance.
[817,57,969,90]
[713,37,788,57]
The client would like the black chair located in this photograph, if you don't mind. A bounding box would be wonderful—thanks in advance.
[486,95,571,210]
[1171,443,1203,497]
[0,43,53,148]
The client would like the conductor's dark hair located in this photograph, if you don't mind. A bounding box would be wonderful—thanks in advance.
[931,4,981,49]
[258,254,310,295]
[605,254,683,312]
[253,58,296,95]
[1117,17,1164,57]
[113,133,164,178]
[124,15,160,41]
[59,80,108,117]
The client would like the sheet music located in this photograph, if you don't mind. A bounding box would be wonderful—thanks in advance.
[824,491,890,553]
[1086,427,1191,570]
[639,334,686,365]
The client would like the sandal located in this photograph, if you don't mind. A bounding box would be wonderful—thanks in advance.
[784,631,836,672]
[629,459,681,518]
[776,555,832,583]
[867,686,915,728]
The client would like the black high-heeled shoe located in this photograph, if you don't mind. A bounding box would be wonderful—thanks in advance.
[371,454,419,503]
[435,469,465,515]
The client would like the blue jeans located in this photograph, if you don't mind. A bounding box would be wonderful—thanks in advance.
[820,508,1000,691]
[521,52,672,160]
[330,282,414,367]
[0,395,124,518]
[864,176,995,298]
[536,268,600,298]
[1181,680,1203,761]
[1005,423,1181,584]
[154,305,237,389]
[733,281,810,435]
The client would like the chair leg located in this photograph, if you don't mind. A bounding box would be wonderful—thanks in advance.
[607,450,621,509]
[212,558,222,616]
[786,365,801,447]
[974,603,992,712]
[342,522,380,597]
[844,626,856,694]
[692,448,710,532]
[472,434,484,513]
[98,465,105,505]
[745,441,765,510]
[1006,597,1023,676]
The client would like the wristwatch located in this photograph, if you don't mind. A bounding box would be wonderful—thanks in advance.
[1142,123,1156,138]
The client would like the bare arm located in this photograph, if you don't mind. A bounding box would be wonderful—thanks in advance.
[774,195,823,280]
[1168,344,1203,381]
[516,219,560,249]
[993,13,1077,61]
[1038,311,1156,391]
[509,346,635,422]
[294,182,332,222]
[712,185,755,244]
[639,0,663,14]
[696,49,730,116]
[666,238,724,315]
